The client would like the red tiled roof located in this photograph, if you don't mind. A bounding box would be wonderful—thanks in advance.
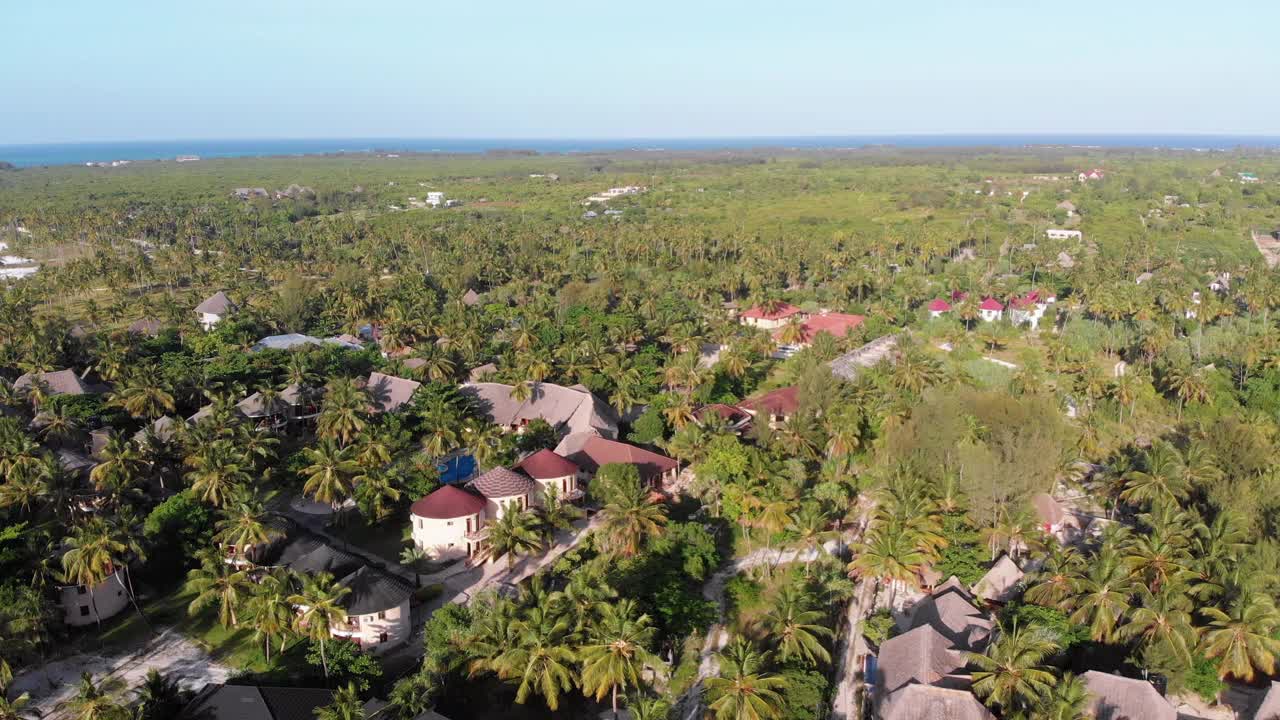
[563,437,678,481]
[740,302,803,321]
[410,485,486,519]
[928,299,952,312]
[739,386,800,416]
[980,298,1005,311]
[694,403,750,424]
[774,312,864,345]
[514,449,579,480]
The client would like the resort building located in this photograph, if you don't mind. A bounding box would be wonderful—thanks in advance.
[469,467,536,519]
[410,485,489,561]
[927,299,951,318]
[773,311,864,351]
[978,298,1004,322]
[1080,671,1176,720]
[59,569,129,626]
[332,567,413,653]
[559,436,679,489]
[13,368,92,398]
[195,291,235,330]
[366,372,421,413]
[738,386,800,428]
[462,381,618,439]
[513,449,582,502]
[738,302,804,330]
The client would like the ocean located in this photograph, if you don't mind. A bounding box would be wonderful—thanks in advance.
[2,135,1279,168]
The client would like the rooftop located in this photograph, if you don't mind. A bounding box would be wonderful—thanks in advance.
[740,302,803,321]
[410,485,487,519]
[195,291,234,315]
[470,466,536,499]
[513,449,579,480]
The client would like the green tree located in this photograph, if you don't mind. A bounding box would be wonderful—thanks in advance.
[288,572,351,679]
[968,625,1060,716]
[579,599,663,717]
[704,638,787,720]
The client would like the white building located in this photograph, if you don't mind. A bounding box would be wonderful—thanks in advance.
[1045,229,1083,240]
[978,298,1005,322]
[194,291,234,331]
[409,485,489,561]
[60,570,130,626]
[1007,291,1056,330]
[426,191,445,207]
[513,449,582,503]
[331,567,413,654]
[469,467,535,520]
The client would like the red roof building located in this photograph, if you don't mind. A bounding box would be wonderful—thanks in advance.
[694,403,753,431]
[513,449,579,480]
[927,299,952,313]
[739,386,800,419]
[740,302,803,322]
[410,485,487,520]
[979,298,1005,311]
[562,437,679,485]
[773,311,864,346]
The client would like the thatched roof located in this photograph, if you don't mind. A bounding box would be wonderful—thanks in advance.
[462,381,617,438]
[1081,671,1175,720]
[881,685,993,720]
[875,624,969,695]
[195,291,234,315]
[973,555,1024,603]
[910,579,993,651]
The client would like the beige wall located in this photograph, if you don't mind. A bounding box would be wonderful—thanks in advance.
[411,511,485,561]
[741,316,792,330]
[487,493,529,520]
[330,599,411,654]
[533,474,576,505]
[60,570,130,627]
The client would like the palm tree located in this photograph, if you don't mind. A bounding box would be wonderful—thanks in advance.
[299,439,358,511]
[1025,547,1084,607]
[288,572,351,680]
[968,625,1060,716]
[64,673,128,720]
[704,637,787,720]
[317,378,368,446]
[184,440,252,507]
[0,692,32,720]
[536,485,584,542]
[1121,442,1188,507]
[787,505,832,575]
[245,569,295,664]
[213,498,280,562]
[483,504,544,570]
[354,468,402,522]
[133,669,186,720]
[759,586,832,666]
[61,519,129,628]
[1199,593,1280,681]
[497,603,577,710]
[186,551,250,628]
[847,522,927,608]
[315,683,365,720]
[579,599,663,717]
[110,373,175,420]
[88,433,147,498]
[1120,587,1195,668]
[1066,547,1134,643]
[596,484,667,558]
[1034,673,1091,720]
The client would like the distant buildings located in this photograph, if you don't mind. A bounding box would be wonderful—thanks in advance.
[426,191,446,207]
[195,291,235,330]
[584,186,646,204]
[175,155,200,162]
[1078,168,1105,182]
[1007,290,1056,330]
[738,302,804,330]
[1239,172,1261,184]
[1056,200,1076,217]
[1045,228,1083,240]
[927,299,952,318]
[978,298,1004,323]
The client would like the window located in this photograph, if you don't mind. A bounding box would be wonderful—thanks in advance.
[77,586,87,595]
[79,606,90,617]
[446,520,453,526]
[378,611,386,620]
[379,632,389,643]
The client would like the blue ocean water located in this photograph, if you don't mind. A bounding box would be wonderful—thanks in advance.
[2,135,1279,168]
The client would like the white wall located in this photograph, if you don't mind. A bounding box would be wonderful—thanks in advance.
[411,511,485,561]
[331,598,411,654]
[199,312,222,331]
[487,493,530,520]
[533,474,576,506]
[61,570,130,626]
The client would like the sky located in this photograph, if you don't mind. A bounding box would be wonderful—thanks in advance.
[2,0,1278,143]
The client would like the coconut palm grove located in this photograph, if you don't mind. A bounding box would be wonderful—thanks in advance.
[2,147,1280,720]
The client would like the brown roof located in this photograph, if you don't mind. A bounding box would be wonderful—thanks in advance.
[468,363,497,382]
[237,384,304,417]
[973,555,1024,603]
[461,289,482,306]
[514,449,579,480]
[195,291,234,315]
[881,685,993,720]
[1081,671,1175,720]
[127,318,164,336]
[694,403,751,426]
[1031,493,1065,527]
[14,369,91,396]
[738,386,800,416]
[875,624,970,695]
[411,485,487,519]
[910,580,993,651]
[470,467,535,499]
[563,436,677,481]
[366,372,421,413]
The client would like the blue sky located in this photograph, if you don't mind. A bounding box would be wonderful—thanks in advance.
[2,0,1277,143]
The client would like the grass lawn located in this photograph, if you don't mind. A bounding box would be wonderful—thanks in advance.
[333,510,412,567]
[963,357,1014,389]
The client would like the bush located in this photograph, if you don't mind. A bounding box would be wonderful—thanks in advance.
[306,639,382,691]
[863,609,897,647]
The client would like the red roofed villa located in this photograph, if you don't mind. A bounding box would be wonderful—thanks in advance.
[514,449,582,501]
[739,386,800,428]
[562,436,679,488]
[409,485,489,561]
[774,311,865,348]
[694,403,752,432]
[739,302,805,330]
[978,298,1005,322]
[927,299,952,318]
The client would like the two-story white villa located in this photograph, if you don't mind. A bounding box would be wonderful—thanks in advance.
[469,467,536,519]
[331,566,413,654]
[195,291,235,331]
[409,485,489,561]
[59,569,130,627]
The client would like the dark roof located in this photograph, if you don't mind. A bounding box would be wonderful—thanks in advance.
[909,580,993,651]
[563,436,678,481]
[366,372,421,413]
[738,386,800,416]
[410,485,486,519]
[180,685,336,720]
[1082,671,1176,720]
[514,449,579,480]
[195,291,234,315]
[286,544,362,578]
[875,624,969,695]
[14,369,91,396]
[470,467,536,498]
[127,318,165,336]
[270,535,325,566]
[338,566,413,615]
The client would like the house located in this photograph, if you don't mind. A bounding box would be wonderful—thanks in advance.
[693,403,752,433]
[1056,251,1075,269]
[14,369,92,397]
[461,288,482,306]
[559,436,679,489]
[178,685,340,720]
[469,467,536,519]
[195,291,234,330]
[251,333,364,352]
[738,302,804,330]
[426,191,445,206]
[236,384,306,424]
[1008,290,1056,330]
[231,188,269,200]
[462,381,618,439]
[1078,169,1105,181]
[134,415,179,444]
[332,567,413,652]
[773,311,864,349]
[872,577,994,717]
[978,298,1004,323]
[1239,172,1260,184]
[738,386,800,428]
[1045,228,1083,240]
[366,372,421,413]
[513,449,582,502]
[127,318,164,337]
[1081,671,1176,720]
[972,555,1024,603]
[410,485,489,561]
[927,299,952,319]
[59,569,129,626]
[1056,200,1077,217]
